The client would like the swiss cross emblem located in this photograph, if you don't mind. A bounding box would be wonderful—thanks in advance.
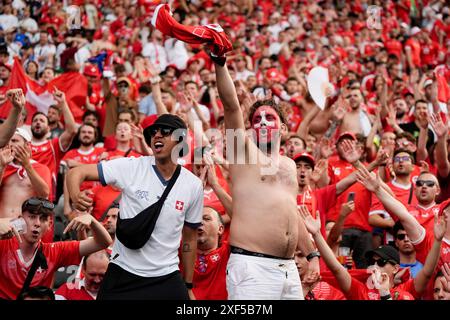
[175,201,184,211]
[211,254,220,262]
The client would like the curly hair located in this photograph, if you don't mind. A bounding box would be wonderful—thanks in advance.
[247,99,287,125]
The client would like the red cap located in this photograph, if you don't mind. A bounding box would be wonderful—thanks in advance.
[141,114,158,129]
[337,131,356,142]
[83,64,100,78]
[439,199,450,216]
[293,152,315,167]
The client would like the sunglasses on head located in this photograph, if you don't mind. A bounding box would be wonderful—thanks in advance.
[25,198,55,210]
[415,180,436,187]
[393,155,411,163]
[396,233,408,241]
[149,126,174,137]
[369,258,395,267]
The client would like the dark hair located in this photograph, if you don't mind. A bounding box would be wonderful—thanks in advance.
[139,84,152,95]
[248,98,287,125]
[415,99,428,107]
[48,105,61,114]
[393,148,415,164]
[31,111,49,124]
[118,109,137,122]
[287,135,306,148]
[161,88,176,98]
[79,123,98,139]
[82,110,100,122]
[393,221,405,238]
[184,80,199,89]
[395,131,416,144]
[18,286,55,300]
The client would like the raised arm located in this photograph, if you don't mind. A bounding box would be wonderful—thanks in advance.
[53,88,77,151]
[214,63,245,130]
[355,166,425,242]
[0,89,25,147]
[430,113,450,178]
[299,205,352,293]
[413,214,446,295]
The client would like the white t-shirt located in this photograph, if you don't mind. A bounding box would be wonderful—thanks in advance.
[98,156,203,277]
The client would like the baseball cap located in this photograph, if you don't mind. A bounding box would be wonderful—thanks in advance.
[410,26,421,36]
[15,128,32,142]
[117,77,131,87]
[141,114,158,130]
[143,114,187,144]
[293,152,315,168]
[0,62,11,72]
[83,64,100,78]
[337,131,356,143]
[366,245,400,265]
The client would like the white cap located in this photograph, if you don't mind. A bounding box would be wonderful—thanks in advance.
[423,79,433,89]
[15,128,31,142]
[410,26,421,36]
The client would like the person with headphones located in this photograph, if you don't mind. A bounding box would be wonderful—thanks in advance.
[66,113,203,300]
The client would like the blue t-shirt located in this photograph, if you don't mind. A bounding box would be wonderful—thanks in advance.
[400,261,424,278]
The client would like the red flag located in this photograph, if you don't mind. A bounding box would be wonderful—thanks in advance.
[151,4,232,57]
[0,57,87,124]
[435,65,449,103]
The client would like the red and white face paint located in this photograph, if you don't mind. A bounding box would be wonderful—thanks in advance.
[251,106,280,143]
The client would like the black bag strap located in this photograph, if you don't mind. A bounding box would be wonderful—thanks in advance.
[124,148,133,158]
[157,165,182,205]
[17,246,48,300]
[408,184,413,205]
[99,193,122,222]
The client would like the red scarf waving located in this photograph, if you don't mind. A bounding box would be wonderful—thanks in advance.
[151,4,232,58]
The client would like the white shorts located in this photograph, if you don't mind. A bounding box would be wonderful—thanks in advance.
[226,253,304,300]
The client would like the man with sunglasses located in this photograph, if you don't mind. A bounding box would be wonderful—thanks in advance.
[67,113,203,300]
[369,150,418,245]
[0,197,112,300]
[393,222,423,278]
[353,167,448,299]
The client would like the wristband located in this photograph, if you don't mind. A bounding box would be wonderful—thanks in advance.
[380,294,392,300]
[185,282,193,289]
[150,75,161,85]
[306,251,321,261]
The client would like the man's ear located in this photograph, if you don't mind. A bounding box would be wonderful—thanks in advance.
[280,123,288,136]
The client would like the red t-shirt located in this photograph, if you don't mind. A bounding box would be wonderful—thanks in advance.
[405,38,422,68]
[306,281,346,300]
[31,138,67,184]
[346,276,415,300]
[327,158,372,232]
[297,184,337,237]
[91,185,121,221]
[408,203,440,237]
[106,149,142,160]
[0,239,81,300]
[62,147,105,191]
[55,282,94,300]
[193,243,229,300]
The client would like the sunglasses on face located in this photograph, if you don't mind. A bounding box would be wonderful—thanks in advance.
[149,126,173,137]
[369,258,394,267]
[393,156,411,163]
[415,180,436,187]
[396,233,408,241]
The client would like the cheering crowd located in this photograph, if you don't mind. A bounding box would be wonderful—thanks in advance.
[0,0,449,300]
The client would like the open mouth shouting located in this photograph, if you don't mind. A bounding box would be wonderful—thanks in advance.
[154,141,164,153]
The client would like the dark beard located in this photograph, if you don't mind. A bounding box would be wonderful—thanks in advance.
[396,111,405,119]
[80,140,94,147]
[31,129,48,139]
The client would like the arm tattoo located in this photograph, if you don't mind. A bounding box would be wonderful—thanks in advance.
[182,243,192,253]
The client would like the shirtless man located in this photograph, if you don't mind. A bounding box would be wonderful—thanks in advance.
[298,92,334,138]
[339,88,372,136]
[0,128,51,218]
[214,61,319,300]
[0,89,24,147]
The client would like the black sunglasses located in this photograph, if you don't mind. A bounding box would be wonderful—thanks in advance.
[149,126,174,137]
[416,180,436,187]
[369,258,395,267]
[24,198,55,210]
[396,234,408,241]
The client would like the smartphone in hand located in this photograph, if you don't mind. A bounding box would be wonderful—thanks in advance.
[347,192,355,202]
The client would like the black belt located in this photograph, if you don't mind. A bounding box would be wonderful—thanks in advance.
[230,246,293,260]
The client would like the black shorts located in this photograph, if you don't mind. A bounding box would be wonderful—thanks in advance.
[97,263,189,300]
